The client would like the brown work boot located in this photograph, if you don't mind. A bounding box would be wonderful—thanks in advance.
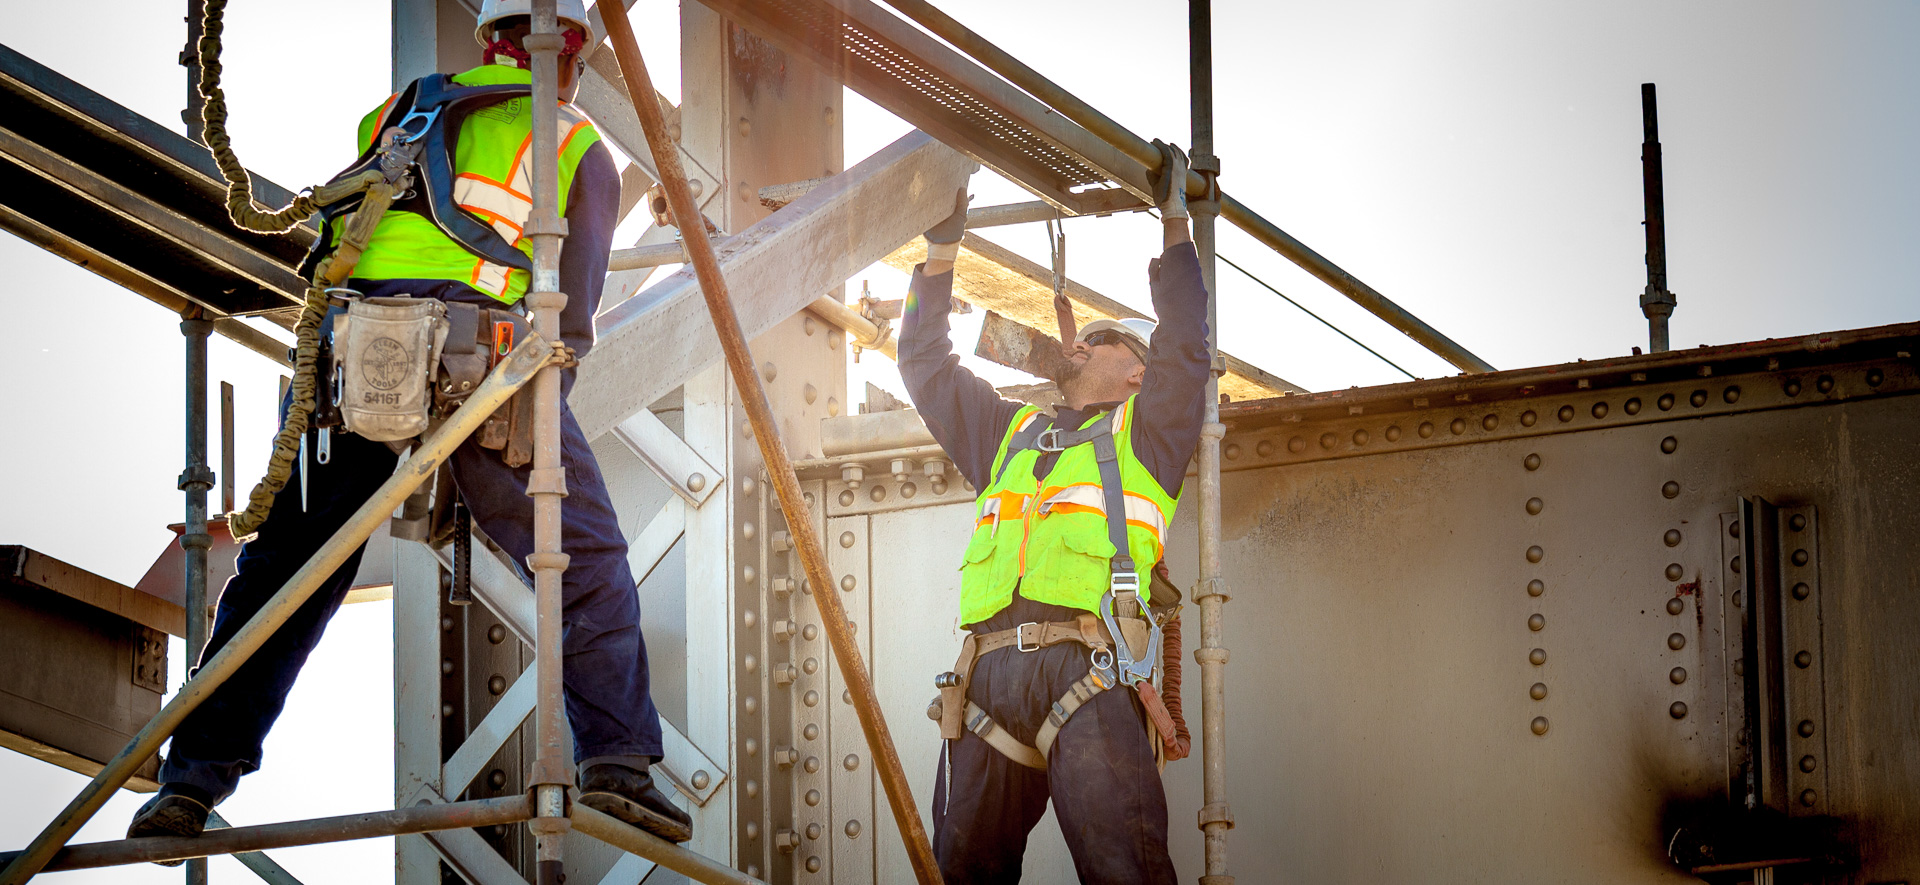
[126,784,213,866]
[577,763,693,843]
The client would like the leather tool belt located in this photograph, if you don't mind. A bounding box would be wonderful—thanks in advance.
[319,293,535,466]
[927,613,1160,770]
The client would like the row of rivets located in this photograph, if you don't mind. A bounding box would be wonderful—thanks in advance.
[1784,508,1822,808]
[1664,434,1690,720]
[1523,451,1549,736]
[1226,378,1815,466]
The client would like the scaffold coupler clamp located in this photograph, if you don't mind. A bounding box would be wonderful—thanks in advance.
[1189,150,1222,216]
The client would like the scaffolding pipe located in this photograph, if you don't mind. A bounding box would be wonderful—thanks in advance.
[521,5,573,883]
[1189,2,1235,882]
[179,311,215,885]
[0,336,554,885]
[595,9,945,883]
[877,0,1494,375]
[1640,83,1674,353]
[0,797,531,872]
[571,804,763,885]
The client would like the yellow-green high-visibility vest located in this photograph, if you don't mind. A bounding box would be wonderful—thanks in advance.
[342,63,602,305]
[957,397,1179,626]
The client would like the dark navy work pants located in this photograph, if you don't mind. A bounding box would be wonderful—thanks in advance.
[161,286,662,802]
[930,594,1177,884]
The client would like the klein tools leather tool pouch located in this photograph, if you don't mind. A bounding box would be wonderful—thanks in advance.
[332,296,448,441]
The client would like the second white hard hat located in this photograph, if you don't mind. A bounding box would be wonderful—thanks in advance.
[475,0,595,47]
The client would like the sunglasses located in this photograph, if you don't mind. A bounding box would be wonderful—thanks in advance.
[1082,330,1148,361]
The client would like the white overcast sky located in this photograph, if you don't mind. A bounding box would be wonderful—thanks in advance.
[1,1,1915,883]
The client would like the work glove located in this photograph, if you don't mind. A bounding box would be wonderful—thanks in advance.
[1149,139,1190,222]
[923,187,969,265]
[925,187,970,244]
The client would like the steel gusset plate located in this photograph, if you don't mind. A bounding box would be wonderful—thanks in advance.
[0,43,311,317]
[698,0,1152,214]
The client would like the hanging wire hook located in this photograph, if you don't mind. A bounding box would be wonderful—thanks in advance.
[1047,215,1076,351]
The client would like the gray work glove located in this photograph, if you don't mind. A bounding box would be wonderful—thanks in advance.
[925,187,970,245]
[923,187,969,266]
[1149,139,1189,222]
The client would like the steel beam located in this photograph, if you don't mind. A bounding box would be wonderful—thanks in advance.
[710,0,1494,374]
[432,531,729,807]
[613,410,723,507]
[569,129,975,440]
[0,43,309,317]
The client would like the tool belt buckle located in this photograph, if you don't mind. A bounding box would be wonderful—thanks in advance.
[1035,428,1064,452]
[1016,622,1043,653]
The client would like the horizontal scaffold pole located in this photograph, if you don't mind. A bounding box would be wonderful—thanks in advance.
[878,0,1495,375]
[0,797,532,872]
[0,336,557,885]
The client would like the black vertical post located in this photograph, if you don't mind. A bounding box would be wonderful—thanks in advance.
[181,0,206,143]
[179,311,215,885]
[1640,83,1675,352]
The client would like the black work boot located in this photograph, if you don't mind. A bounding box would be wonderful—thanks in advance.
[126,783,214,866]
[577,763,693,843]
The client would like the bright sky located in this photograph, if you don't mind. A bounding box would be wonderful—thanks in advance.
[0,1,1914,882]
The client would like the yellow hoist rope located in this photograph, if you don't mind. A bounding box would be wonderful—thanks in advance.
[195,0,391,538]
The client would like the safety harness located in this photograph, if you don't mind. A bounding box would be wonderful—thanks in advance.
[219,61,559,538]
[931,411,1186,768]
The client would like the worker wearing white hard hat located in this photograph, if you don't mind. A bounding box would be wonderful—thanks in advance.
[127,0,691,853]
[897,142,1209,882]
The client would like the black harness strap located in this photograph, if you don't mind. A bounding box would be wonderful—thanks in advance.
[988,408,1136,586]
[299,74,536,280]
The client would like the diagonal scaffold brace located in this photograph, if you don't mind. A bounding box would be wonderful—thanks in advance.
[596,7,947,884]
[0,335,557,885]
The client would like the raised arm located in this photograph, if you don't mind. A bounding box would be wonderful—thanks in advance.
[1132,142,1212,497]
[897,187,1024,490]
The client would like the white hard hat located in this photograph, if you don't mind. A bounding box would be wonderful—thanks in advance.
[1077,317,1156,360]
[475,0,595,47]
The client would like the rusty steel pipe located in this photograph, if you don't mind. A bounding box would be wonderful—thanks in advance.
[571,803,764,885]
[0,796,531,872]
[595,9,944,884]
[877,0,1494,375]
[0,336,554,885]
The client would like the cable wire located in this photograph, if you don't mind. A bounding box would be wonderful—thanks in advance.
[1218,252,1416,380]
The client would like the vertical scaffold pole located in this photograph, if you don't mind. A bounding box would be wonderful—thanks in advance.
[1188,2,1235,882]
[179,311,215,885]
[522,3,572,883]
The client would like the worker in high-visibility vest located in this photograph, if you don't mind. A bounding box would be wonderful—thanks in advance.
[127,0,692,851]
[898,143,1208,883]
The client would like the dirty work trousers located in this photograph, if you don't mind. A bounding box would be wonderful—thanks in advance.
[930,594,1177,884]
[161,285,662,803]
